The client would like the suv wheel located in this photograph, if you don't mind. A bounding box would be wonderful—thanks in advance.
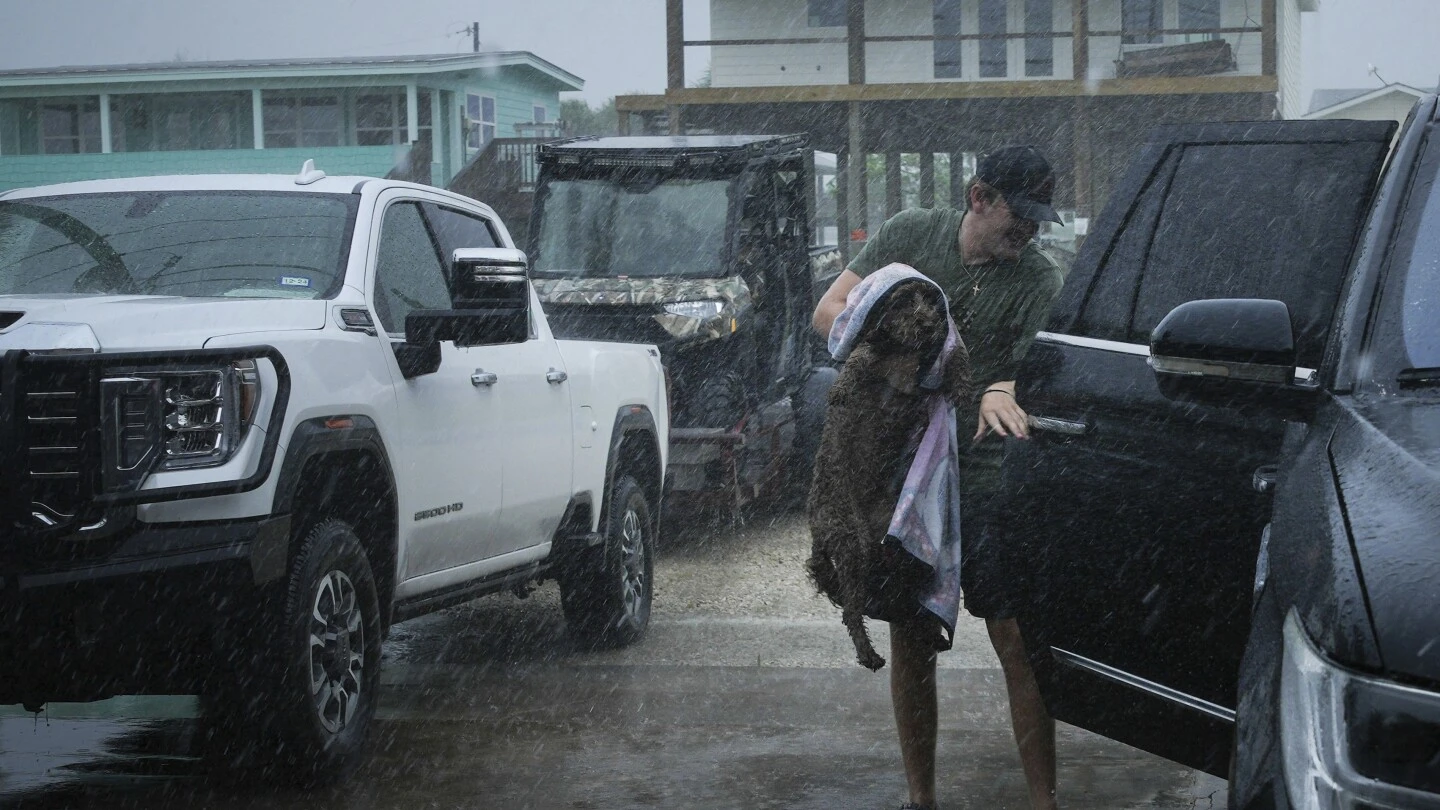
[561,474,655,649]
[268,520,381,783]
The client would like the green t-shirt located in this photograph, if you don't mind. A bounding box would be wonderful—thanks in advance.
[847,207,1065,493]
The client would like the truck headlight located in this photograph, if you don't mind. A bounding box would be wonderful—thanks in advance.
[1280,610,1440,808]
[101,359,262,491]
[657,300,731,339]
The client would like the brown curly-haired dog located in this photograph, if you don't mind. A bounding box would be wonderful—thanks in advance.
[806,281,971,671]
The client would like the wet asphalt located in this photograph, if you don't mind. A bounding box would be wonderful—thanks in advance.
[0,502,1227,809]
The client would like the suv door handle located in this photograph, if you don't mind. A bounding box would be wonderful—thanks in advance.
[546,368,568,384]
[1028,415,1090,436]
[471,370,498,387]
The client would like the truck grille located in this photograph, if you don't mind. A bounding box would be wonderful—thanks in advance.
[1,358,101,534]
[25,375,89,524]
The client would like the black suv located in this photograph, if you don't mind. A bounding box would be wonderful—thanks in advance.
[1008,95,1440,808]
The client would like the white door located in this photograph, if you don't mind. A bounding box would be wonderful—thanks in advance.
[419,202,574,553]
[371,198,503,579]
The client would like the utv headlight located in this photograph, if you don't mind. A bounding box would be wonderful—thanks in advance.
[1280,610,1440,809]
[663,300,725,320]
[101,359,262,491]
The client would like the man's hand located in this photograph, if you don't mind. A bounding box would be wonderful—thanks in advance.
[974,380,1030,441]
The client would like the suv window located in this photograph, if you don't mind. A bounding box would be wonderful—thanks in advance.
[374,201,449,334]
[1071,141,1385,367]
[423,203,499,261]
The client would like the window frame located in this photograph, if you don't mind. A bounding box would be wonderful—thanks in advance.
[39,97,102,155]
[1122,0,1164,45]
[807,0,846,28]
[466,93,497,150]
[261,92,343,149]
[932,0,965,79]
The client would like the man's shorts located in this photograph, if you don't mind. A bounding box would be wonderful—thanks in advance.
[960,489,1031,621]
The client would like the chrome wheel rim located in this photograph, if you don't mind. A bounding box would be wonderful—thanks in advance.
[308,569,365,734]
[617,502,649,628]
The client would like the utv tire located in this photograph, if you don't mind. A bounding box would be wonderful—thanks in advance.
[561,474,655,649]
[686,371,746,429]
[260,519,382,785]
[787,365,837,496]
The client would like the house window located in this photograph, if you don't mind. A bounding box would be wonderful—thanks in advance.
[466,93,495,150]
[1123,0,1164,44]
[356,93,407,146]
[533,105,547,123]
[262,94,341,148]
[1179,0,1220,39]
[933,0,963,78]
[1025,0,1054,76]
[40,97,102,154]
[978,0,1008,78]
[808,0,845,28]
[112,93,250,152]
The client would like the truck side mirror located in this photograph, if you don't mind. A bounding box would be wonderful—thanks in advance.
[392,249,533,379]
[1149,298,1316,415]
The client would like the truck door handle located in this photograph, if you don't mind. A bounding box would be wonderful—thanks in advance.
[471,370,498,387]
[1027,415,1090,436]
[546,368,568,384]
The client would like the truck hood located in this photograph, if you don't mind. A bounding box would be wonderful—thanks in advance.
[533,276,752,341]
[1332,396,1440,684]
[0,295,327,352]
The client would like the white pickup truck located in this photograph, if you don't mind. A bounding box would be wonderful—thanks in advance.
[0,163,669,782]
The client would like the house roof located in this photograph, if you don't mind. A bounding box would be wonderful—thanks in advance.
[0,52,583,92]
[1305,83,1426,117]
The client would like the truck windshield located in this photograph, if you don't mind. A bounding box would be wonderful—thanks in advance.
[0,191,355,299]
[532,178,731,279]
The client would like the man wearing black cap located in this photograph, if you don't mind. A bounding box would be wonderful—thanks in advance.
[813,145,1066,810]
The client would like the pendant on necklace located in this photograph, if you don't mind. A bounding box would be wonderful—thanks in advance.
[972,283,981,296]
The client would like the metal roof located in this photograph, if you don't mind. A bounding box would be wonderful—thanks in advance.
[1306,83,1426,116]
[0,52,583,91]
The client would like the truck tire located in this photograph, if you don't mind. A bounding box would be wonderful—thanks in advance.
[264,519,382,784]
[561,474,655,649]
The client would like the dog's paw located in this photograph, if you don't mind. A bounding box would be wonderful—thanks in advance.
[858,651,887,671]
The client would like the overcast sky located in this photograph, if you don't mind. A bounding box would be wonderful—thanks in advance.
[0,0,1435,108]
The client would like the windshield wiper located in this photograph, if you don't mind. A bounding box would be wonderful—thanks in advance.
[1397,368,1440,389]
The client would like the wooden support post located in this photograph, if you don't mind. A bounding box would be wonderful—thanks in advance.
[1072,0,1089,83]
[950,151,966,208]
[846,101,867,243]
[1261,0,1277,78]
[1073,98,1092,221]
[919,152,936,208]
[885,152,902,217]
[847,0,866,85]
[667,0,685,91]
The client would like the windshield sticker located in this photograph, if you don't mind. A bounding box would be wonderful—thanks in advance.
[279,276,312,288]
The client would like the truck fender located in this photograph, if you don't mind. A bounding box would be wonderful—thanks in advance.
[601,406,664,530]
[270,415,400,626]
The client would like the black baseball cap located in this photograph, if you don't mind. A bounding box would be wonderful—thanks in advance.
[976,145,1062,224]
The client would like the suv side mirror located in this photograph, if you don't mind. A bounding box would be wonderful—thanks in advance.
[1149,298,1316,414]
[392,248,533,379]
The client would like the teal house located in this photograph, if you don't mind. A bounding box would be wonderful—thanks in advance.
[0,53,581,192]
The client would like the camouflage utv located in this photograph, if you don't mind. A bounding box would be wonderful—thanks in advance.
[529,134,842,511]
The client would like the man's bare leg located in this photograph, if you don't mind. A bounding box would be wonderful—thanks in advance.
[891,624,939,808]
[987,617,1057,810]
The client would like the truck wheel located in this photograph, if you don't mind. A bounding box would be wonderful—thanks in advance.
[686,371,746,428]
[561,474,655,649]
[266,519,382,784]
